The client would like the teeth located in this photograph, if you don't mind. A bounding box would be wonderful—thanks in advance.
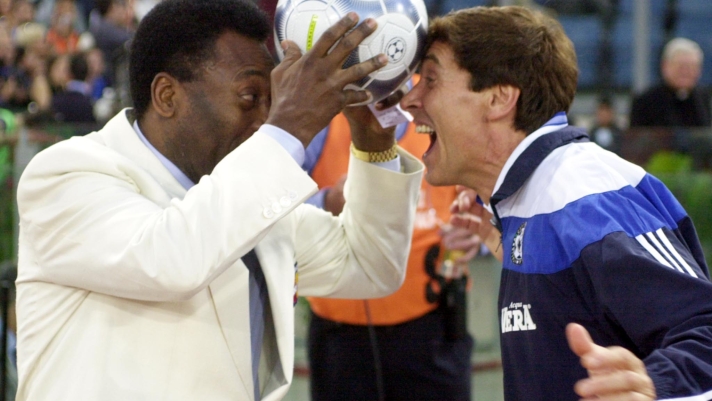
[415,125,434,134]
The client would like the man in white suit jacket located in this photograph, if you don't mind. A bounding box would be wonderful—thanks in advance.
[14,1,424,400]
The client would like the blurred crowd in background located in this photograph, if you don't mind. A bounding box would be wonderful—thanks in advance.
[0,0,708,139]
[0,0,148,128]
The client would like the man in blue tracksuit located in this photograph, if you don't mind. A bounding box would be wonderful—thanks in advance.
[400,5,712,401]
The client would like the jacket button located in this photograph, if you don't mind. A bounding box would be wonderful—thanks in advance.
[263,207,274,218]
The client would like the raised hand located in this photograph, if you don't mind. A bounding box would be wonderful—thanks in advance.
[342,85,411,152]
[266,13,388,148]
[450,186,502,261]
[566,323,656,401]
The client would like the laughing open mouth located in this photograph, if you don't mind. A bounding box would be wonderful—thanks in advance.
[416,124,437,154]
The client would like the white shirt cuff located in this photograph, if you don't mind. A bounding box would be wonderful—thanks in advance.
[258,124,306,167]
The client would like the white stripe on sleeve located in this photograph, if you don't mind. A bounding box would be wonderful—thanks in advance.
[656,228,698,278]
[636,234,675,270]
[646,232,684,273]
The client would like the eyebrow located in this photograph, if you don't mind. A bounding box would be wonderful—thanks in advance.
[423,53,441,66]
[235,68,269,80]
[225,67,271,84]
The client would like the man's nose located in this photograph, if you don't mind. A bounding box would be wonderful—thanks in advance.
[400,82,422,111]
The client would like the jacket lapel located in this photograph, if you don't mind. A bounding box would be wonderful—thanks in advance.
[94,109,187,201]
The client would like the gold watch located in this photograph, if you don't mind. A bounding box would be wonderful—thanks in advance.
[350,143,398,163]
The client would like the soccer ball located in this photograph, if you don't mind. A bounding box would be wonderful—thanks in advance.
[274,0,428,103]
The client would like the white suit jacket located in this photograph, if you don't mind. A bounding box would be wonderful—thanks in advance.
[15,110,423,401]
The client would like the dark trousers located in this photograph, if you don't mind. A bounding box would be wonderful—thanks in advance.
[308,308,474,401]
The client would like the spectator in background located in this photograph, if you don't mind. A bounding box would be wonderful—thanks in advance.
[47,53,70,93]
[45,0,81,55]
[0,0,11,17]
[0,46,51,113]
[34,0,88,33]
[0,30,21,113]
[12,19,47,55]
[588,96,623,155]
[6,0,36,39]
[50,51,95,123]
[89,0,134,87]
[85,47,107,102]
[76,0,96,27]
[0,29,14,71]
[630,37,711,127]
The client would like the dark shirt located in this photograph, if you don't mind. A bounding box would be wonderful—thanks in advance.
[51,90,96,123]
[630,84,711,127]
[0,65,34,112]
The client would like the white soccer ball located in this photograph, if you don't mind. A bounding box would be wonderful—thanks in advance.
[274,0,428,103]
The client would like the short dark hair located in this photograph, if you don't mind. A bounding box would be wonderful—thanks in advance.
[427,6,578,134]
[95,0,125,17]
[70,53,89,81]
[129,0,270,121]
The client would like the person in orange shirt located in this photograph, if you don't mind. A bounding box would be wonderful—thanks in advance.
[305,79,481,401]
[45,0,81,55]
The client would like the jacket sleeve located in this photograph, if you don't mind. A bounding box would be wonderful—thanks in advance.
[580,225,712,400]
[293,148,423,299]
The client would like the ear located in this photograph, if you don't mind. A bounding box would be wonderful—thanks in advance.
[150,73,181,118]
[487,85,520,121]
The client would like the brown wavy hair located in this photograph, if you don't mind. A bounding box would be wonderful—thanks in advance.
[426,6,578,134]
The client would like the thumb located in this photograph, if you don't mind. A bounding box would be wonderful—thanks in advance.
[280,40,303,64]
[566,323,595,358]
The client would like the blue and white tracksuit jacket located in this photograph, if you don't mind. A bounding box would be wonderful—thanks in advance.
[492,113,712,401]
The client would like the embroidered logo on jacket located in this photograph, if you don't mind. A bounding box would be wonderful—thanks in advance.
[501,302,537,333]
[511,222,526,265]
